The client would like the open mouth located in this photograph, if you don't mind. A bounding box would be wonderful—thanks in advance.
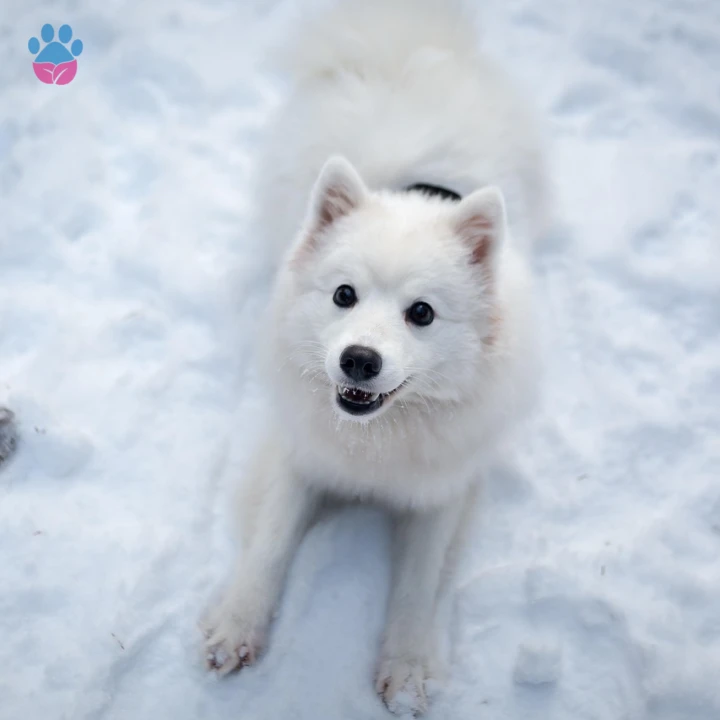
[336,384,403,416]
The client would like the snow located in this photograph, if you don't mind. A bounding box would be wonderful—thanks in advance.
[1,1,719,719]
[513,635,562,686]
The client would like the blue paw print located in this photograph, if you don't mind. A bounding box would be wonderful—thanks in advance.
[28,23,83,64]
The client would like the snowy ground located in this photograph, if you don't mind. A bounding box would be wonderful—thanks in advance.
[1,1,719,719]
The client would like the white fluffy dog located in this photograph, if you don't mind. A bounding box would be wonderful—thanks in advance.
[203,0,548,714]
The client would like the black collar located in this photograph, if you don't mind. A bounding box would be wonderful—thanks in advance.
[405,182,462,202]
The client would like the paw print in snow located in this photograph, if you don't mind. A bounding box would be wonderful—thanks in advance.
[0,407,18,467]
[29,24,83,85]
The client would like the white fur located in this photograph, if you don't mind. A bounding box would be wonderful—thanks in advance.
[204,0,548,714]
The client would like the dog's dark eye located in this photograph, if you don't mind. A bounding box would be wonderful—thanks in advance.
[333,285,357,308]
[406,301,434,327]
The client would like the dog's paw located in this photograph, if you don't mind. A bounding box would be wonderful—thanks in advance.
[375,656,434,717]
[201,611,265,677]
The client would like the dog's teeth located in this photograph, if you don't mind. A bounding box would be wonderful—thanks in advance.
[338,386,376,404]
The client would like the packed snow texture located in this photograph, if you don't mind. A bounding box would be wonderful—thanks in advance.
[1,1,719,719]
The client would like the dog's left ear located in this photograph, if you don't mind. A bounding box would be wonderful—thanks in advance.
[453,186,506,265]
[307,155,368,235]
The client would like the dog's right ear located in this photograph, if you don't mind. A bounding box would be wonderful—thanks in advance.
[306,155,368,236]
[292,157,368,266]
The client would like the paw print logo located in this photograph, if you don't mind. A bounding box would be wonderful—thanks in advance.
[28,24,83,85]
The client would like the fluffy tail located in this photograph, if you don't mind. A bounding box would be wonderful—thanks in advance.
[275,0,480,84]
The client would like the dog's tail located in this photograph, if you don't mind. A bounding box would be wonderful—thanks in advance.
[274,0,480,84]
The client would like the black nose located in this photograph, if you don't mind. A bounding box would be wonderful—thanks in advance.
[339,345,382,382]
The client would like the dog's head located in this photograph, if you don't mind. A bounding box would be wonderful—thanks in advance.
[271,156,508,423]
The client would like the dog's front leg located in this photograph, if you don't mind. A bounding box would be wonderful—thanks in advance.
[377,492,471,715]
[202,439,316,675]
